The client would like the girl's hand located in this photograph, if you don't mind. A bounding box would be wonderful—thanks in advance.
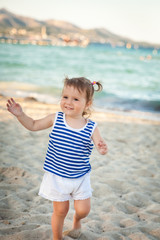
[92,126,108,155]
[97,139,108,155]
[7,98,23,117]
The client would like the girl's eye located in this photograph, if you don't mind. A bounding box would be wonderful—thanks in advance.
[74,98,79,101]
[63,96,68,99]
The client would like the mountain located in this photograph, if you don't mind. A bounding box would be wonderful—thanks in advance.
[0,8,43,28]
[0,8,80,32]
[0,8,159,48]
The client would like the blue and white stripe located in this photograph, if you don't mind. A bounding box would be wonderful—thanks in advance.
[43,112,97,178]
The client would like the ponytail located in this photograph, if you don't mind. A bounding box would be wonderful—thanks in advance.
[92,81,103,92]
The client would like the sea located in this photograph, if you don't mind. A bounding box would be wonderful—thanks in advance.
[0,43,160,119]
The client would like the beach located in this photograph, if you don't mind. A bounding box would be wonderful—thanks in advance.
[0,95,160,240]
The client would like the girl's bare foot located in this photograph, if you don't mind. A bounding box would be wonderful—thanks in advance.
[63,229,82,239]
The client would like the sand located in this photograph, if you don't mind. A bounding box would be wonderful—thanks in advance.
[0,95,160,240]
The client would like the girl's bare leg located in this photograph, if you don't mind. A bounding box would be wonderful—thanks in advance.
[73,198,91,229]
[51,201,69,240]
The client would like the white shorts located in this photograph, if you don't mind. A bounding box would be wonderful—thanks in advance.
[38,171,92,202]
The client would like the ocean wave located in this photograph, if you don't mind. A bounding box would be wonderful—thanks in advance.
[96,96,160,113]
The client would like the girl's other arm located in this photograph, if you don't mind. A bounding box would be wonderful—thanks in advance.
[92,126,108,155]
[7,98,55,131]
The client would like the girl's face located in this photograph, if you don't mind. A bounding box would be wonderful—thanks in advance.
[60,85,90,118]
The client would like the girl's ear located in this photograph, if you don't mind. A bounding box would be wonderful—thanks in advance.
[86,100,92,108]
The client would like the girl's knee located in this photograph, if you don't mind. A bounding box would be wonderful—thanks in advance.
[75,208,90,219]
[75,207,90,218]
[53,201,69,217]
[74,201,91,219]
[53,208,68,218]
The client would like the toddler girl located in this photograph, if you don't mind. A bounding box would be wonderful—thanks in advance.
[7,77,108,240]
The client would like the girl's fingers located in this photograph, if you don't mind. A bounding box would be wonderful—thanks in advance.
[7,98,15,106]
[7,99,12,105]
[11,98,15,103]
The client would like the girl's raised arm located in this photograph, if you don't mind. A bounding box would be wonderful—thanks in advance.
[7,98,55,131]
[92,126,108,155]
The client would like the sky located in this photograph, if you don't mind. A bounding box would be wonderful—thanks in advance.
[0,0,160,44]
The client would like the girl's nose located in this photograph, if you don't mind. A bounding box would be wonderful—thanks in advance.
[66,98,72,105]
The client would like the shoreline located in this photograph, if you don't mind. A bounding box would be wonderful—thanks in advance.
[0,95,160,125]
[0,81,160,124]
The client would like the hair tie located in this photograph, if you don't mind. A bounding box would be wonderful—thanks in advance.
[92,81,97,85]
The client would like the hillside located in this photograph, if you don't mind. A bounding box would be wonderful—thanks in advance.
[0,8,159,48]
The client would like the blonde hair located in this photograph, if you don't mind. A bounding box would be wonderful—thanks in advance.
[63,77,103,117]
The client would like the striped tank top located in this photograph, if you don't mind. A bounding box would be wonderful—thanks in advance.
[43,111,97,179]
